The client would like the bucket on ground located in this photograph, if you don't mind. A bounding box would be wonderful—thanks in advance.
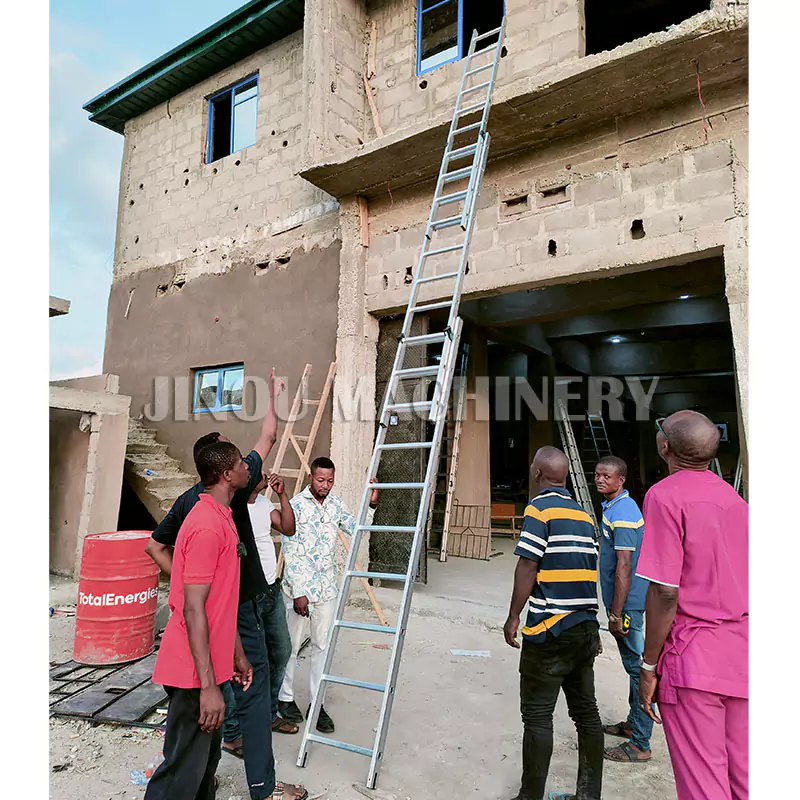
[73,530,159,665]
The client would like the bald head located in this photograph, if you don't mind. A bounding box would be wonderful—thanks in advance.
[661,410,720,466]
[531,446,570,487]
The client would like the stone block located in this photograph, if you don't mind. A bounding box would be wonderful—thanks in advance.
[693,141,734,174]
[629,157,684,191]
[573,174,619,205]
[679,195,737,231]
[542,206,590,232]
[675,170,734,204]
[594,194,645,223]
[640,211,682,238]
[568,225,621,255]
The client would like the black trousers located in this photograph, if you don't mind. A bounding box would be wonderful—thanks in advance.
[144,686,221,800]
[518,621,604,800]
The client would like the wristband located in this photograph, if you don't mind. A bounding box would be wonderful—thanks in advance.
[640,659,658,672]
[608,613,622,622]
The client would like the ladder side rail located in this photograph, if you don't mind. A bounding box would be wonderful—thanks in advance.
[366,317,464,788]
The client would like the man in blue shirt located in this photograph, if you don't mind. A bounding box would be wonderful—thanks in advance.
[594,455,652,764]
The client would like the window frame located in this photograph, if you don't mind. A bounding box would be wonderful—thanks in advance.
[417,0,464,76]
[205,73,259,165]
[192,363,245,414]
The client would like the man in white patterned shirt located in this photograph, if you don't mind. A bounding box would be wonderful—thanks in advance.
[277,457,379,734]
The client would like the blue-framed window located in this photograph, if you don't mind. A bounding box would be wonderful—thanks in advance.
[416,1,505,75]
[206,75,258,164]
[193,364,244,413]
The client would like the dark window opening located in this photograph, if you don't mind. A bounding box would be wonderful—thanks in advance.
[206,76,258,164]
[631,219,646,240]
[584,0,711,56]
[417,1,505,75]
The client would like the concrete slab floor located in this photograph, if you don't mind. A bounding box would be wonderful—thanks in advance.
[49,565,677,800]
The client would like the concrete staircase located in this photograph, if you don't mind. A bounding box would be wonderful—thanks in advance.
[125,418,197,523]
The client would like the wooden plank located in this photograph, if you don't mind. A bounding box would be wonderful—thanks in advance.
[95,681,168,723]
[50,654,158,717]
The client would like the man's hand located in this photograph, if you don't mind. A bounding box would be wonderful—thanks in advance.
[597,634,604,656]
[639,670,662,724]
[233,652,253,692]
[369,476,379,506]
[293,596,310,617]
[268,472,285,496]
[503,613,521,649]
[270,367,286,400]
[198,685,226,732]
[609,616,628,638]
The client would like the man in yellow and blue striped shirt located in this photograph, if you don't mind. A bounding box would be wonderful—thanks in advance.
[504,446,603,800]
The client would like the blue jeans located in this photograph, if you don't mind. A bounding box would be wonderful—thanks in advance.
[222,582,291,799]
[223,581,292,743]
[608,608,653,751]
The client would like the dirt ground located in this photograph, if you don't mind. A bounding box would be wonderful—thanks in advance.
[49,544,677,800]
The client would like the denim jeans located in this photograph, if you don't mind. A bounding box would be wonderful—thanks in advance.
[518,621,604,800]
[221,583,292,799]
[608,608,654,751]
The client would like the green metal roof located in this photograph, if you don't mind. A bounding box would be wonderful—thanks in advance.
[83,0,305,134]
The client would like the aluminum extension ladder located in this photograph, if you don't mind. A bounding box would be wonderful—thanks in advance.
[556,397,599,528]
[296,20,507,789]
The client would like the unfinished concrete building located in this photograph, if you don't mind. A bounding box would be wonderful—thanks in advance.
[86,0,748,572]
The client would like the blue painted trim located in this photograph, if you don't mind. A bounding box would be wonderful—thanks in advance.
[205,73,259,164]
[192,364,244,413]
[417,0,464,76]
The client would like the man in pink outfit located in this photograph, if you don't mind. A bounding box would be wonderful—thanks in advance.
[637,410,748,800]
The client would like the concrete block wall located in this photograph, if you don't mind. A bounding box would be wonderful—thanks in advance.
[116,30,338,283]
[365,0,583,140]
[361,82,747,310]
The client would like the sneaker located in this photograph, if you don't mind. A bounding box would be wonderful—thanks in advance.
[278,699,304,723]
[307,704,335,734]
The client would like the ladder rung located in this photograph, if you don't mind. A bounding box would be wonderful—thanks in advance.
[410,300,454,313]
[402,332,447,345]
[323,674,385,692]
[278,468,301,477]
[430,214,464,230]
[458,101,486,116]
[358,525,417,533]
[452,121,483,137]
[441,167,473,184]
[423,243,464,257]
[418,271,460,284]
[304,399,320,405]
[465,63,493,77]
[348,570,408,582]
[447,143,478,160]
[305,733,373,758]
[471,43,499,59]
[387,401,432,412]
[462,80,491,96]
[395,365,441,378]
[336,620,397,634]
[436,189,468,206]
[369,482,425,489]
[474,24,504,42]
[379,441,434,450]
[294,435,309,441]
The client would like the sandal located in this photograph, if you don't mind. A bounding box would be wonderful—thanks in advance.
[604,742,652,762]
[272,782,308,800]
[603,721,632,738]
[272,717,299,735]
[547,793,576,800]
[221,743,245,760]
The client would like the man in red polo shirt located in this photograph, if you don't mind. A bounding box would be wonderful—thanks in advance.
[146,441,254,800]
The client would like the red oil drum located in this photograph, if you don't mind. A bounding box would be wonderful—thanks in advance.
[73,531,159,665]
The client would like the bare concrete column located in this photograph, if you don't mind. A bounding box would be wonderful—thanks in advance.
[724,218,748,444]
[331,196,379,568]
[73,409,130,578]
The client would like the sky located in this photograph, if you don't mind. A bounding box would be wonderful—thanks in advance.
[49,0,245,379]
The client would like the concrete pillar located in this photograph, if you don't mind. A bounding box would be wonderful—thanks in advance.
[527,355,557,499]
[330,196,380,566]
[453,329,491,507]
[73,409,130,577]
[723,215,748,493]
